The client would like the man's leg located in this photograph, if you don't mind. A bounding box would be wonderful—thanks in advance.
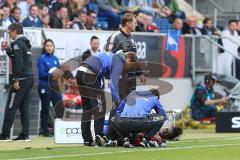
[19,78,34,137]
[2,80,32,138]
[76,70,95,144]
[201,105,217,119]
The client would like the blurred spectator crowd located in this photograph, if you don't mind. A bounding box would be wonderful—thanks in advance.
[0,0,186,32]
[0,0,239,35]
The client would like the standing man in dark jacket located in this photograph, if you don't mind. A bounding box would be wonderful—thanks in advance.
[0,23,34,141]
[105,13,146,100]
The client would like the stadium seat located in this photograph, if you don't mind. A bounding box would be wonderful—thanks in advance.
[96,20,109,30]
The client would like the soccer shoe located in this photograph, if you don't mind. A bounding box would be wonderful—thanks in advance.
[95,135,105,146]
[104,140,117,147]
[102,136,109,143]
[123,137,134,148]
[83,141,95,146]
[0,135,11,142]
[12,135,30,142]
[139,138,149,148]
[148,140,159,147]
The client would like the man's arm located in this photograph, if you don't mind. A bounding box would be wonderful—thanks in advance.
[115,98,126,116]
[154,97,168,120]
[105,32,121,52]
[196,90,228,106]
[12,42,25,80]
[110,55,124,103]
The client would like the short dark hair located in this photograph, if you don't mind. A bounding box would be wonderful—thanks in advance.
[1,5,11,10]
[125,52,137,62]
[11,6,21,14]
[149,88,160,99]
[8,23,23,34]
[204,73,217,84]
[29,4,39,11]
[203,17,212,25]
[163,127,183,140]
[122,13,136,27]
[42,39,55,53]
[87,10,96,16]
[63,70,73,80]
[228,19,238,25]
[90,36,99,42]
[57,5,68,11]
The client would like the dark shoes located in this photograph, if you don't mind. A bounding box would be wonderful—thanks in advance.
[83,141,95,146]
[0,135,11,142]
[139,138,149,148]
[123,137,134,148]
[95,135,106,146]
[12,135,30,142]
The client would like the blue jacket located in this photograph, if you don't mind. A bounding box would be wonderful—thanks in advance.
[116,90,168,120]
[37,53,60,86]
[23,16,43,28]
[83,51,126,103]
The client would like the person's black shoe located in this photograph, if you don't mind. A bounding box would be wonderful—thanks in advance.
[83,141,95,146]
[95,135,105,146]
[104,140,117,147]
[12,135,30,142]
[102,136,109,143]
[149,140,159,147]
[123,137,134,148]
[0,135,11,142]
[139,138,149,148]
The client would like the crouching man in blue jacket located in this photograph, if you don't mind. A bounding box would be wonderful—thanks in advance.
[76,50,137,146]
[108,88,168,148]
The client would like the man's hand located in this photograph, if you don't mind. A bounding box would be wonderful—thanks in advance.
[1,41,9,50]
[13,81,20,90]
[221,96,229,103]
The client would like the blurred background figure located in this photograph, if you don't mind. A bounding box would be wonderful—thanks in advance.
[200,17,218,35]
[72,9,87,30]
[82,35,100,62]
[10,6,22,23]
[182,16,201,35]
[22,4,43,27]
[37,39,64,137]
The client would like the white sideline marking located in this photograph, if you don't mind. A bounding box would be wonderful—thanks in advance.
[7,143,240,160]
[168,137,240,144]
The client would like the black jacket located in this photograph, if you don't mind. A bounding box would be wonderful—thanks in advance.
[5,36,34,80]
[49,14,63,29]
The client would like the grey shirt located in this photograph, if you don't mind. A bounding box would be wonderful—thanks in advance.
[105,29,135,53]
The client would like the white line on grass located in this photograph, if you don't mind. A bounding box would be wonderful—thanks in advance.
[7,143,240,160]
[168,137,240,144]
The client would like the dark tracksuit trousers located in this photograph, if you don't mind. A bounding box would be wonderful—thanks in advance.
[111,116,164,142]
[76,64,106,143]
[38,81,64,134]
[1,78,34,137]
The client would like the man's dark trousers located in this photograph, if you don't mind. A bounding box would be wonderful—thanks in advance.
[1,78,34,137]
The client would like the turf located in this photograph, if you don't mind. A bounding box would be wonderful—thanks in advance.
[0,129,240,160]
